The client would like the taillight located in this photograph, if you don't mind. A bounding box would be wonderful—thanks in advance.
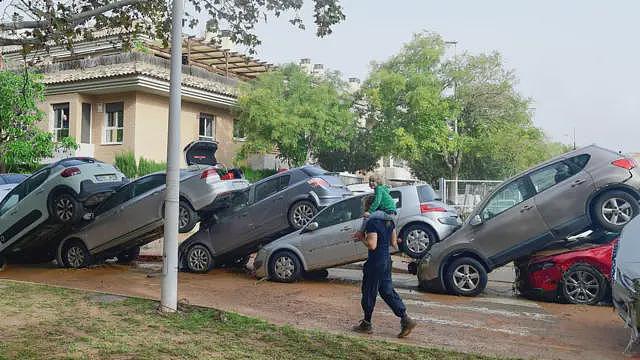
[420,203,447,213]
[200,168,221,183]
[612,158,637,170]
[307,177,330,188]
[61,167,81,177]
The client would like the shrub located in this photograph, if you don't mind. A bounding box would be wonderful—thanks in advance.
[115,152,137,179]
[138,157,167,177]
[239,167,277,183]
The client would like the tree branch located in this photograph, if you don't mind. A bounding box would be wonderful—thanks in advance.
[0,0,144,31]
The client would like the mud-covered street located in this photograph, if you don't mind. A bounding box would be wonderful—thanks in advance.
[1,258,633,360]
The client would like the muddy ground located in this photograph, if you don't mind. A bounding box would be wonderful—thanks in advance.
[0,259,636,360]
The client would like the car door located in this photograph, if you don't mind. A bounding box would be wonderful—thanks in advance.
[470,176,551,267]
[210,188,252,254]
[0,169,50,250]
[299,196,364,269]
[529,155,595,237]
[120,174,167,234]
[84,183,135,251]
[248,175,291,238]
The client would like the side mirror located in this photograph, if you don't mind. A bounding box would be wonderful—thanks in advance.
[470,215,483,226]
[306,222,319,232]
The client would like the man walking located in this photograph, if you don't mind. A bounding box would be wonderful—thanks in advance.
[352,197,417,338]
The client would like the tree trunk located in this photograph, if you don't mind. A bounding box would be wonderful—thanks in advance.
[0,160,6,173]
[447,153,462,205]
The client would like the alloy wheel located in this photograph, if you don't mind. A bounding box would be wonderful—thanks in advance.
[406,229,430,254]
[67,246,85,268]
[188,247,210,272]
[452,264,480,292]
[56,198,74,222]
[179,206,190,229]
[564,270,600,304]
[293,204,314,228]
[602,197,633,226]
[274,256,295,280]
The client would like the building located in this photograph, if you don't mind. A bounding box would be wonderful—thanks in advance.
[1,31,272,167]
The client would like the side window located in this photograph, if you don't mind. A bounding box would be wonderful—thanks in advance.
[565,154,590,173]
[390,191,402,209]
[278,175,291,191]
[132,175,166,197]
[254,177,281,203]
[314,197,363,229]
[96,184,133,214]
[22,170,50,198]
[481,178,534,221]
[529,161,579,194]
[0,183,26,216]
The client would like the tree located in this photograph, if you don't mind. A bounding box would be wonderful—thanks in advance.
[0,0,345,54]
[315,128,382,173]
[235,64,357,167]
[0,70,76,172]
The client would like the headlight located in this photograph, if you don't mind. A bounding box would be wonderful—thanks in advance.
[437,216,461,226]
[529,261,555,273]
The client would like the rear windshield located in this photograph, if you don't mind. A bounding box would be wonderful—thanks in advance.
[2,174,27,184]
[417,185,440,202]
[301,166,328,177]
[59,158,99,167]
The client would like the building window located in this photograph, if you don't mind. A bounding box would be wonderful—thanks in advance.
[199,113,215,141]
[233,119,246,141]
[104,102,124,144]
[52,103,70,141]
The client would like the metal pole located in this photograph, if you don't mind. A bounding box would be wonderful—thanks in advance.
[161,0,183,313]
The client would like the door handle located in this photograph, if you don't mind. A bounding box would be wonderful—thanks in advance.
[34,190,45,195]
[571,179,586,188]
[520,205,533,213]
[340,226,352,232]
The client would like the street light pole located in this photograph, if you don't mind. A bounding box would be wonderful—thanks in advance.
[161,0,184,313]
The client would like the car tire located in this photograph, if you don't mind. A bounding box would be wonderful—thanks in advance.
[304,269,329,280]
[444,257,488,297]
[50,192,82,224]
[288,200,317,230]
[116,246,141,264]
[178,200,198,233]
[400,224,436,259]
[269,250,302,283]
[186,244,213,273]
[560,264,607,305]
[592,191,639,232]
[62,240,92,269]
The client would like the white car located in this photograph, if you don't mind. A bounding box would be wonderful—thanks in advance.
[0,158,127,263]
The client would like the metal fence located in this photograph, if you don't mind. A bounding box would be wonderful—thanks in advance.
[437,178,503,219]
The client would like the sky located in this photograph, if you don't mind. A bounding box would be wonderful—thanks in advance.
[241,0,640,153]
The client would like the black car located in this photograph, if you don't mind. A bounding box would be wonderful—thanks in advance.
[179,166,352,272]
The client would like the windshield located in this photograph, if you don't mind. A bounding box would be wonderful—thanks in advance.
[301,166,328,177]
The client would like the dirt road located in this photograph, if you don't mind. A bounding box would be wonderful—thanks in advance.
[0,261,633,360]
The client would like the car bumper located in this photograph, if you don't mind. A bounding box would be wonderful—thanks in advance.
[190,179,250,211]
[416,253,441,285]
[612,280,640,339]
[79,179,128,206]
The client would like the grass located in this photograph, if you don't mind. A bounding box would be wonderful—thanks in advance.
[0,280,503,360]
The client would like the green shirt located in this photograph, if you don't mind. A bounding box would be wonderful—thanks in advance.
[368,185,397,213]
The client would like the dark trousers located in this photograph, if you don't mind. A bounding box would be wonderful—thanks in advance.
[361,260,406,322]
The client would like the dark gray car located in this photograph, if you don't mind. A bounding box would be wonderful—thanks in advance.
[179,166,351,272]
[612,216,640,352]
[418,145,640,296]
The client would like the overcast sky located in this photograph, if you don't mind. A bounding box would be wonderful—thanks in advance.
[245,0,640,153]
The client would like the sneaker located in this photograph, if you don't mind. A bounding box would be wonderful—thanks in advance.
[398,316,417,338]
[352,319,373,334]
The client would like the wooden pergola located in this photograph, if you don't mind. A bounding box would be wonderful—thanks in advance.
[148,37,272,80]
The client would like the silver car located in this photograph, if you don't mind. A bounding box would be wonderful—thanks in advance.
[418,145,640,297]
[253,185,461,282]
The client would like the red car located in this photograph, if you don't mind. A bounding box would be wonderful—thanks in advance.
[515,232,618,305]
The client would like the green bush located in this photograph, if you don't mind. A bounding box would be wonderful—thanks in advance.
[115,152,138,179]
[138,157,167,177]
[239,167,277,183]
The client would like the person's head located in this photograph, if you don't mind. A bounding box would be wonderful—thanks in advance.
[368,175,383,189]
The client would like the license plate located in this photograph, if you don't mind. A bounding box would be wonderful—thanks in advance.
[96,174,117,182]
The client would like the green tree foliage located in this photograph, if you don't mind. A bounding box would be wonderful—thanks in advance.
[0,71,76,173]
[235,64,357,167]
[315,128,382,173]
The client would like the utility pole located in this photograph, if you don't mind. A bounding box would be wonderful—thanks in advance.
[161,0,183,313]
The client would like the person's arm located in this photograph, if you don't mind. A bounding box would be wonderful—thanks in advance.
[368,186,382,213]
[390,229,398,250]
[363,231,378,250]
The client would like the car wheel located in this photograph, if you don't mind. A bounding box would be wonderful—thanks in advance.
[178,201,198,233]
[401,224,436,258]
[444,257,488,297]
[51,193,81,224]
[304,269,329,280]
[288,200,317,230]
[186,244,213,273]
[269,250,302,283]
[560,264,607,305]
[593,191,639,232]
[116,246,141,264]
[62,240,92,269]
